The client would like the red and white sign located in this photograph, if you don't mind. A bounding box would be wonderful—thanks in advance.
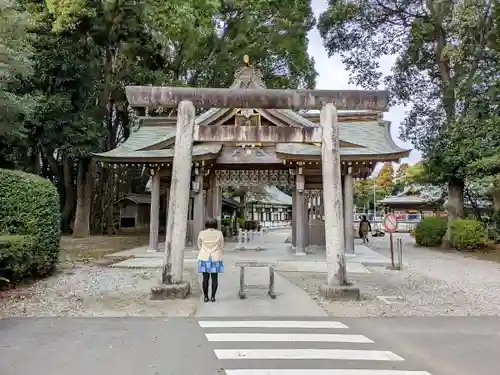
[383,213,398,233]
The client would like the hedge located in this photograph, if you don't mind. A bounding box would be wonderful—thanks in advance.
[414,216,447,247]
[450,219,489,251]
[0,168,60,283]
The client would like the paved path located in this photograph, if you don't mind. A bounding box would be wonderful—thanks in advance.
[196,263,328,317]
[2,317,500,374]
[0,317,220,375]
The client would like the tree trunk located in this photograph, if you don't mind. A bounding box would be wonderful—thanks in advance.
[104,167,115,235]
[443,178,465,246]
[61,156,76,233]
[73,158,94,238]
[492,190,500,211]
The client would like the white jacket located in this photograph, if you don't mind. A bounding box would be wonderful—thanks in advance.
[197,229,224,261]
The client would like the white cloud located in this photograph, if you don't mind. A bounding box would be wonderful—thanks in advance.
[308,0,422,165]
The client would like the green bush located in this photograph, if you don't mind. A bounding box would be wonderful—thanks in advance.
[450,219,489,251]
[237,217,245,228]
[0,169,60,283]
[0,235,35,281]
[414,216,447,247]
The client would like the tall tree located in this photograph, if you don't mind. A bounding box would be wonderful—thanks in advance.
[375,162,394,193]
[395,163,408,181]
[392,163,408,194]
[318,0,496,243]
[466,2,500,211]
[354,178,386,212]
[0,0,36,168]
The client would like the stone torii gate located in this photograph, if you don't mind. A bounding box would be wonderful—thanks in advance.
[126,82,389,300]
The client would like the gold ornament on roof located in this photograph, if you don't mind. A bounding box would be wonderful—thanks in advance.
[231,55,265,89]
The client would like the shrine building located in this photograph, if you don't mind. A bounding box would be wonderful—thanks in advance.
[93,61,410,255]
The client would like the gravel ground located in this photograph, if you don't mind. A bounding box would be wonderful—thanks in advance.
[279,237,500,317]
[0,263,200,318]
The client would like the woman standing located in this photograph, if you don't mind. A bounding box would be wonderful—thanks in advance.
[197,218,224,303]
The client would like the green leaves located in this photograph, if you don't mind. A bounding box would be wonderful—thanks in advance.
[0,1,35,135]
[0,168,60,282]
[45,0,96,31]
[0,0,320,236]
[145,0,317,89]
[318,0,499,213]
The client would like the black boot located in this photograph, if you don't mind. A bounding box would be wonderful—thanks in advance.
[211,296,216,303]
[204,296,209,303]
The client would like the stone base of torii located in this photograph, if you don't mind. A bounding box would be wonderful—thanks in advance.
[125,85,389,301]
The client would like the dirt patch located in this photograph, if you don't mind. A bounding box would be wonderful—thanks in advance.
[60,233,148,262]
[466,243,500,263]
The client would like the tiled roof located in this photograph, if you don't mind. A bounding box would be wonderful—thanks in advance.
[246,186,292,206]
[222,196,240,208]
[276,120,409,158]
[94,143,222,162]
[379,195,429,205]
[94,65,409,162]
[115,193,151,205]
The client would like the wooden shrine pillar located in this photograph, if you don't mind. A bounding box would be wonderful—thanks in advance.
[208,171,222,229]
[295,170,306,255]
[192,168,205,249]
[343,168,355,254]
[206,172,215,219]
[292,189,297,248]
[303,193,310,251]
[148,170,161,252]
[214,186,222,229]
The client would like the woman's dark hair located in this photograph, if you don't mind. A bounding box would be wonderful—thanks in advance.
[205,218,218,229]
[361,215,367,221]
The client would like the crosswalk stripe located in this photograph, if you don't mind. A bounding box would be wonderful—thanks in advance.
[224,371,432,375]
[206,333,374,343]
[214,349,405,361]
[199,321,348,329]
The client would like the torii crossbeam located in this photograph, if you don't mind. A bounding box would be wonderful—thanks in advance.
[125,86,389,112]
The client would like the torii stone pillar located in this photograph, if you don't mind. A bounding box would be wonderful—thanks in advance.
[164,184,170,222]
[161,184,171,252]
[319,103,360,300]
[343,168,355,254]
[147,170,160,252]
[152,100,195,299]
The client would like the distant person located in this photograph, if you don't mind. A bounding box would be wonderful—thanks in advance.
[197,218,225,303]
[358,215,372,243]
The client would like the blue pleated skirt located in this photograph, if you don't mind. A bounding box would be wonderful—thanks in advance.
[197,255,224,273]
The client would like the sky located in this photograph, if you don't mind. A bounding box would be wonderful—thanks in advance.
[308,0,422,166]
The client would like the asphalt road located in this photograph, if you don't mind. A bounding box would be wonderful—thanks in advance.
[1,316,500,375]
